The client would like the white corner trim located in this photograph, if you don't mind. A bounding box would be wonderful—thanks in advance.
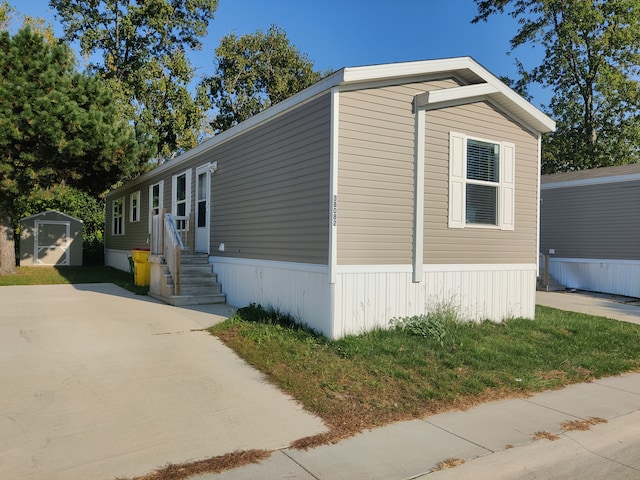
[413,107,425,282]
[329,87,340,285]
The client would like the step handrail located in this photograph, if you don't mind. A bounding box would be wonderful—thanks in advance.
[164,213,183,296]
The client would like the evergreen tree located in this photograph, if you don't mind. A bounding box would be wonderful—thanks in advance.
[0,27,139,273]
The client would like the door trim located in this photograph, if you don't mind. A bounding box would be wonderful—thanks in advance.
[195,164,211,254]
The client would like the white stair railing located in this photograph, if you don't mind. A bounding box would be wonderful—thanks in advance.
[164,214,184,296]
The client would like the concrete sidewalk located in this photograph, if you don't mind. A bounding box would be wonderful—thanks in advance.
[193,291,640,480]
[196,373,640,480]
[0,284,327,480]
[536,289,640,325]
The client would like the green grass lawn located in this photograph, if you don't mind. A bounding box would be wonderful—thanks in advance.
[210,304,640,447]
[0,266,147,294]
[4,269,640,479]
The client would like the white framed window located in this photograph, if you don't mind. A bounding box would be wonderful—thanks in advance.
[172,170,191,218]
[112,197,125,235]
[129,191,140,222]
[148,180,164,232]
[449,132,515,230]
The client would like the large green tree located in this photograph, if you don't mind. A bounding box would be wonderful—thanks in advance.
[0,27,140,273]
[50,0,218,162]
[200,25,324,133]
[473,0,640,173]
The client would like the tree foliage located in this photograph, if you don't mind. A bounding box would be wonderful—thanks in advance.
[473,0,640,172]
[200,25,325,133]
[0,27,140,272]
[50,0,219,162]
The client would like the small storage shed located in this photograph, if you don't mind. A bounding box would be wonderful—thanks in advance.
[20,210,83,266]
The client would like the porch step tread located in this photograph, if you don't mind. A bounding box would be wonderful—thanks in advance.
[162,293,227,307]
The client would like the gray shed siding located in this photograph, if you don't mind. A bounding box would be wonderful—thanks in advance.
[20,211,83,266]
[423,101,539,264]
[337,78,461,265]
[541,180,640,260]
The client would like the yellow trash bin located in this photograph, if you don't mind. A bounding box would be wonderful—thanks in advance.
[131,249,151,287]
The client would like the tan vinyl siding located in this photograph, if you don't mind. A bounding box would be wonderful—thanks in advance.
[424,101,539,264]
[211,93,331,264]
[541,180,640,260]
[337,79,461,265]
[105,184,152,251]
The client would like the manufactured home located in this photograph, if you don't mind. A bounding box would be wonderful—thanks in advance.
[540,163,640,298]
[105,57,555,339]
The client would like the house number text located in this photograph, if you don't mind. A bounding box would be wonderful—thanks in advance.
[332,195,337,227]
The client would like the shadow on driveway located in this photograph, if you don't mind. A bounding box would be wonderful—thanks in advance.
[0,283,326,480]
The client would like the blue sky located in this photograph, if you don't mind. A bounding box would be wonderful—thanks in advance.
[7,0,549,108]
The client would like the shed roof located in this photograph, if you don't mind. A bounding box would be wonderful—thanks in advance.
[20,210,83,223]
[108,56,555,197]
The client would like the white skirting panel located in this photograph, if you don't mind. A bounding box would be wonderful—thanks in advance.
[333,264,537,338]
[105,249,131,272]
[549,258,640,298]
[210,257,333,336]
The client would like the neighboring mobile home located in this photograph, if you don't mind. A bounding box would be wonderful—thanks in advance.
[540,163,640,298]
[105,57,555,339]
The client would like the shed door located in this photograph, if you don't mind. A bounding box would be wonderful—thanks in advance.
[195,164,210,253]
[35,220,71,266]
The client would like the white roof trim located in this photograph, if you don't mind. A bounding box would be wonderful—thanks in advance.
[20,209,83,223]
[108,56,555,197]
[541,173,640,190]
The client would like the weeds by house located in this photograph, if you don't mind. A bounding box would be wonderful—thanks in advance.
[0,266,147,294]
[210,304,640,446]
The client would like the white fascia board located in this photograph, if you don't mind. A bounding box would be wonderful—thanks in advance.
[541,173,640,190]
[107,69,348,198]
[341,57,475,83]
[462,59,556,133]
[20,210,83,223]
[415,83,499,108]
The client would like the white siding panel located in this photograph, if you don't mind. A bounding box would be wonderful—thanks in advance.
[333,264,537,338]
[210,257,332,336]
[105,249,130,272]
[549,258,640,298]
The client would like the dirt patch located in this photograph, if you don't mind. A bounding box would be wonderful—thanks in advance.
[115,450,272,480]
[432,458,465,471]
[562,417,607,432]
[533,431,560,441]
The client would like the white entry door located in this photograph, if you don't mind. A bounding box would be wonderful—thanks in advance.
[195,164,210,253]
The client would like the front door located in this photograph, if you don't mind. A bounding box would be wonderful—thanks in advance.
[195,165,210,253]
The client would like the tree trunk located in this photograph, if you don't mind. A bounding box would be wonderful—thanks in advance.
[0,212,17,275]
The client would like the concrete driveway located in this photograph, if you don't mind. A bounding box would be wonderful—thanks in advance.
[0,284,326,480]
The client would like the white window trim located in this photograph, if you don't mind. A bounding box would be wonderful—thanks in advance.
[448,131,515,231]
[148,180,164,232]
[112,196,125,236]
[172,170,192,217]
[129,191,140,223]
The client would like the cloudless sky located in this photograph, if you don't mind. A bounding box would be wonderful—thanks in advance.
[7,0,550,108]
